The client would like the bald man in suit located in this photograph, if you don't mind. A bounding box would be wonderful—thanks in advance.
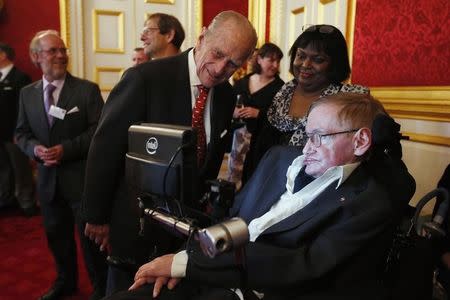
[82,11,258,295]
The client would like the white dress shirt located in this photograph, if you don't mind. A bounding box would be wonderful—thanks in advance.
[171,156,360,280]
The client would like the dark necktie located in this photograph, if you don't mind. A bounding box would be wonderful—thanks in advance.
[192,85,210,166]
[293,167,315,193]
[44,83,56,126]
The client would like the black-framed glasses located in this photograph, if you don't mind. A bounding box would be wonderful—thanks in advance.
[39,47,69,56]
[302,24,335,34]
[306,129,359,147]
[141,27,160,35]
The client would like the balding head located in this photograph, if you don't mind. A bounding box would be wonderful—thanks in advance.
[194,11,257,88]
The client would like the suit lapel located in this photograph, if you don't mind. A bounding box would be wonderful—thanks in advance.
[56,73,74,111]
[260,168,366,236]
[31,81,52,139]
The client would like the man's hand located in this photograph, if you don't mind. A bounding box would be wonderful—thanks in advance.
[34,145,49,161]
[84,223,111,253]
[44,144,64,164]
[131,254,179,297]
[35,144,64,166]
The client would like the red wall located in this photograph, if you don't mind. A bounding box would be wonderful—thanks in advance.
[203,0,248,28]
[352,0,450,86]
[0,0,60,81]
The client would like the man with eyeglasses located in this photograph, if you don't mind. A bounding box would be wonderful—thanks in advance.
[106,93,415,300]
[140,13,185,60]
[82,10,257,296]
[15,30,107,300]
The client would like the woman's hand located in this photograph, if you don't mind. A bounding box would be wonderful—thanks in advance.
[239,107,259,119]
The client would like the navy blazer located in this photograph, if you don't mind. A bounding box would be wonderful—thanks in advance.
[15,73,103,212]
[186,146,415,299]
[82,50,235,260]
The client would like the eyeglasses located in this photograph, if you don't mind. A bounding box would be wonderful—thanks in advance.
[141,27,160,35]
[302,24,335,34]
[39,47,69,56]
[306,129,359,147]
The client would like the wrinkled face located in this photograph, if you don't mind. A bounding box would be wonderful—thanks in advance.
[258,54,281,77]
[132,50,149,66]
[292,45,331,92]
[194,27,251,88]
[140,18,167,57]
[34,35,68,81]
[302,104,356,178]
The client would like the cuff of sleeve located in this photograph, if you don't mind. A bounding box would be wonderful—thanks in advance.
[171,250,188,278]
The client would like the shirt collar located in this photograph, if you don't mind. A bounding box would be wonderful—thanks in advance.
[188,48,201,87]
[42,75,66,91]
[0,63,14,81]
[286,154,360,191]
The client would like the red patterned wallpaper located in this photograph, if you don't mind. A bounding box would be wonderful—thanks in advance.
[352,0,450,86]
[203,0,248,28]
[0,0,60,81]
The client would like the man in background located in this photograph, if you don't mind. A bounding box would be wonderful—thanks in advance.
[140,13,185,59]
[131,47,150,66]
[15,30,107,300]
[0,42,34,215]
[83,10,257,296]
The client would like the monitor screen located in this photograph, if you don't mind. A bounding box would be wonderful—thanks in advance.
[125,123,198,216]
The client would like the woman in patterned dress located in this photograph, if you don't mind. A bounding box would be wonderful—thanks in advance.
[250,24,369,182]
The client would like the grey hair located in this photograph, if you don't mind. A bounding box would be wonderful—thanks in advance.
[29,30,60,53]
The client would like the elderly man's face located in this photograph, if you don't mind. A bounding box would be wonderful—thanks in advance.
[194,27,251,88]
[302,103,357,178]
[35,35,68,81]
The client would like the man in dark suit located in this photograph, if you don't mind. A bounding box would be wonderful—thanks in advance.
[82,10,257,295]
[0,42,33,213]
[15,30,107,300]
[106,93,416,300]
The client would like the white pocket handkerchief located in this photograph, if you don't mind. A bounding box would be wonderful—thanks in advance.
[220,129,228,138]
[67,106,80,114]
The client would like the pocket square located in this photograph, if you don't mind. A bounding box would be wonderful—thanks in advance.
[67,106,80,114]
[220,129,228,138]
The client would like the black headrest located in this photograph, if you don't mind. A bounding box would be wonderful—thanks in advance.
[367,114,416,215]
[371,114,404,160]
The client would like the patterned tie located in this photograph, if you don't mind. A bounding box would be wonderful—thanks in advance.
[44,83,56,126]
[192,85,210,166]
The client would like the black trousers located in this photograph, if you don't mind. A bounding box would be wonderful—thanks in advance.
[40,185,108,293]
[105,281,240,300]
[4,142,34,209]
[0,142,14,207]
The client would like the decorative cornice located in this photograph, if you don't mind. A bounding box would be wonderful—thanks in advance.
[403,132,450,147]
[371,86,450,122]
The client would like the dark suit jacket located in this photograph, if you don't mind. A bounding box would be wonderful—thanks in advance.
[82,50,235,260]
[15,73,103,209]
[0,66,31,142]
[185,146,415,299]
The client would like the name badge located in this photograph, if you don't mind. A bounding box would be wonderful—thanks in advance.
[49,105,67,120]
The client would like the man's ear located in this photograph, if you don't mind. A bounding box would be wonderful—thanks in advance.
[353,127,372,156]
[29,51,40,68]
[165,29,175,44]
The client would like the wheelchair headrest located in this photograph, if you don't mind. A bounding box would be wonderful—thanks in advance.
[371,114,405,160]
[367,114,416,215]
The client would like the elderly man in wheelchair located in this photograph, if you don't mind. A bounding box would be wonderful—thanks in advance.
[106,92,416,300]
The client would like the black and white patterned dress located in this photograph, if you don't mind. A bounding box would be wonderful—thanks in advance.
[267,79,369,147]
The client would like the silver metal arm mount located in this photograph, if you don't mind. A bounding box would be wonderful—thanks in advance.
[143,208,249,258]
